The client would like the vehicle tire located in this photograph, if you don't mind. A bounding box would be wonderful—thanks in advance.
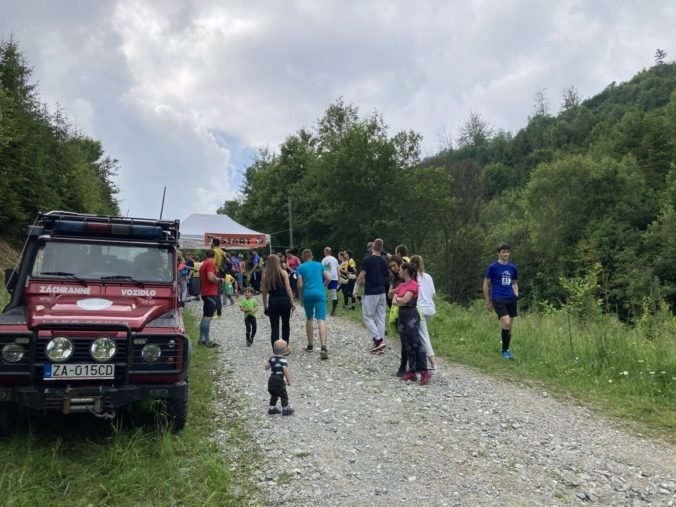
[0,403,18,437]
[164,394,188,432]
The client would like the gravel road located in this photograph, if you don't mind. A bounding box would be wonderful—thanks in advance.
[189,299,676,506]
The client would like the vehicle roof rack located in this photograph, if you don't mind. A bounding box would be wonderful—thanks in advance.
[37,211,180,244]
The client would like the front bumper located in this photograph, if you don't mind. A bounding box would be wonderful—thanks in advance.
[0,382,188,414]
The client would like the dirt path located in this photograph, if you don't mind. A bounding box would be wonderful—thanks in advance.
[192,300,676,506]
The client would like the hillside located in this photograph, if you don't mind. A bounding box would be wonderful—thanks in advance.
[0,239,20,308]
[224,63,676,317]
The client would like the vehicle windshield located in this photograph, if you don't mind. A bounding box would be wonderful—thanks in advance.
[31,241,174,282]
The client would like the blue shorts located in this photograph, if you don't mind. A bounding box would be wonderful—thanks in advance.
[327,280,339,290]
[302,292,327,321]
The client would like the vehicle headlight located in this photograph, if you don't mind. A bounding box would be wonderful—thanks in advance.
[90,337,117,362]
[141,344,161,363]
[2,343,25,363]
[46,337,74,363]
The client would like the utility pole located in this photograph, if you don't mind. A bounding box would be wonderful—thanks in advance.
[288,195,294,249]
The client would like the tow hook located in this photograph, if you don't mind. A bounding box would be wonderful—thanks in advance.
[92,409,116,420]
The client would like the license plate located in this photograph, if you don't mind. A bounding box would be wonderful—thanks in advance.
[43,363,115,380]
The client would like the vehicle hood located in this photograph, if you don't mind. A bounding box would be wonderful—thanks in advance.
[25,281,176,331]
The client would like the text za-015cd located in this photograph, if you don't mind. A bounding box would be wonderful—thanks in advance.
[43,363,115,380]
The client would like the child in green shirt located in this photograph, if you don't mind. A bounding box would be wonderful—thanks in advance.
[224,273,236,306]
[239,287,258,346]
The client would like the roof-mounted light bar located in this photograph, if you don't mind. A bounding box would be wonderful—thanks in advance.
[37,211,180,244]
[52,220,165,239]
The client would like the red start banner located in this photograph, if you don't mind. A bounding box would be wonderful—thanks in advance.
[204,233,267,249]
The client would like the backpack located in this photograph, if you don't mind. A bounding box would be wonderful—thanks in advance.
[218,260,233,278]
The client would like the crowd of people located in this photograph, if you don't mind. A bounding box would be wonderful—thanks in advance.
[180,237,519,414]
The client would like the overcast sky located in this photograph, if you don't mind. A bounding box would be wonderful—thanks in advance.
[1,0,674,221]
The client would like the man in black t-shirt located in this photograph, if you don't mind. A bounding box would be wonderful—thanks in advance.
[354,238,389,353]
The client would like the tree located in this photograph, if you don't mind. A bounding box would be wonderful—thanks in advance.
[397,165,455,253]
[525,155,651,254]
[644,203,676,308]
[315,97,359,154]
[232,99,424,256]
[217,199,243,220]
[560,85,581,112]
[611,109,673,190]
[532,87,550,117]
[435,124,453,152]
[655,48,667,65]
[0,39,35,104]
[524,155,655,309]
[456,111,492,148]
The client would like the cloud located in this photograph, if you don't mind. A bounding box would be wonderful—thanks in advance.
[2,0,675,220]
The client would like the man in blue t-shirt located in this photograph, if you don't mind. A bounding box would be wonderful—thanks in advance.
[297,249,332,359]
[230,253,242,294]
[483,242,519,360]
[354,238,390,354]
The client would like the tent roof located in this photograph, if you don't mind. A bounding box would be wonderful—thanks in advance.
[179,213,267,249]
[181,213,265,238]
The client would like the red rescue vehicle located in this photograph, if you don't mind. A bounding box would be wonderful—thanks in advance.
[0,211,191,432]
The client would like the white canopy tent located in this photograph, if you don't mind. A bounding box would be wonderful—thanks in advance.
[180,213,269,250]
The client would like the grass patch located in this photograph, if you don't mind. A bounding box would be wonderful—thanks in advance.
[0,311,263,506]
[432,300,676,440]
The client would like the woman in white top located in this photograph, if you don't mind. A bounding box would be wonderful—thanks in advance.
[411,255,438,370]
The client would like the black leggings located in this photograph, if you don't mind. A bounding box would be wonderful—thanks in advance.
[268,296,292,348]
[216,286,223,316]
[398,307,426,372]
[245,315,257,340]
[251,271,262,292]
[342,279,356,305]
[289,273,299,298]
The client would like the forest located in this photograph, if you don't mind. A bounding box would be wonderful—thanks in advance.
[221,61,676,319]
[0,39,119,239]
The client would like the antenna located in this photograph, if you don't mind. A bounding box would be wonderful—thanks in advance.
[159,186,167,219]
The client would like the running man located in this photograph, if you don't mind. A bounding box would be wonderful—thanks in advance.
[483,242,519,359]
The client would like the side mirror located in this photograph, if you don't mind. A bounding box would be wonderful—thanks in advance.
[4,268,16,294]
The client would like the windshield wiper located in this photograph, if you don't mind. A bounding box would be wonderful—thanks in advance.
[39,271,86,283]
[100,275,145,286]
